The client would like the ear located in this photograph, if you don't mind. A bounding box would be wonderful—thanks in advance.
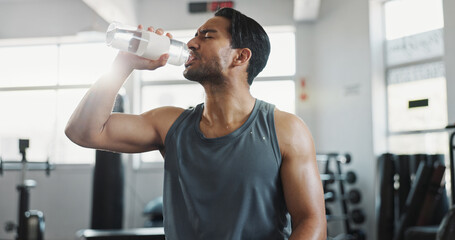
[233,48,251,66]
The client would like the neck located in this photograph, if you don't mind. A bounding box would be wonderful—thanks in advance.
[200,80,255,136]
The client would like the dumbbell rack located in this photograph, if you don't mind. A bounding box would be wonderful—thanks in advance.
[318,153,365,240]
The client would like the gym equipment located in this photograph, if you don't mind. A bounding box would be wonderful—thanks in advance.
[319,152,365,239]
[329,230,365,240]
[317,153,351,164]
[325,189,361,204]
[436,206,455,240]
[0,156,53,176]
[448,124,455,205]
[77,227,165,240]
[349,229,366,240]
[143,197,164,227]
[320,171,357,184]
[416,163,446,226]
[1,139,54,240]
[377,153,396,240]
[395,154,412,218]
[382,127,455,240]
[403,226,439,240]
[326,209,366,224]
[393,158,436,240]
[325,207,332,216]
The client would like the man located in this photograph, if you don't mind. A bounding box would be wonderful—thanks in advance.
[66,7,326,240]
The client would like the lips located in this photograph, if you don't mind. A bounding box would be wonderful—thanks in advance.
[185,51,198,67]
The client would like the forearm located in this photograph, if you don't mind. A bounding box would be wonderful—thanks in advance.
[289,217,327,240]
[65,56,134,146]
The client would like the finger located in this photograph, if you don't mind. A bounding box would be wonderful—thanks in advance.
[155,28,164,35]
[166,32,173,39]
[159,54,169,65]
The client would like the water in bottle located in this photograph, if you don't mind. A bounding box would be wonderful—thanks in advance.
[106,22,190,66]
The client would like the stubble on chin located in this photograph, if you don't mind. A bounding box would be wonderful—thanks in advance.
[183,57,225,85]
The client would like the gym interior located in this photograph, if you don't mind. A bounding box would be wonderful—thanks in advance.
[1,0,454,239]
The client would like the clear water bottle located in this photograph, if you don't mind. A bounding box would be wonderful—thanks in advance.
[106,22,190,66]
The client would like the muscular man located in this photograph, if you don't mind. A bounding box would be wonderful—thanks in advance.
[66,7,326,240]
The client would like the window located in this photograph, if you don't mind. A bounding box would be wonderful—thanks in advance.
[0,45,58,87]
[59,43,116,85]
[0,41,116,163]
[384,0,444,40]
[383,0,448,155]
[140,27,296,162]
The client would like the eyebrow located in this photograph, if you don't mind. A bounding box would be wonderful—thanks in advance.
[195,29,217,37]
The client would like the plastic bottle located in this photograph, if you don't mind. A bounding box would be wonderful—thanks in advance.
[106,22,190,66]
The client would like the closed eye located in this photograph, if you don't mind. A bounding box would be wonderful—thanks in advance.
[195,28,217,38]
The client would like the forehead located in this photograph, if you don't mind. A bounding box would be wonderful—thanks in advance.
[197,16,231,35]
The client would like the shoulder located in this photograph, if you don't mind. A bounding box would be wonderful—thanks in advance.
[141,106,186,122]
[141,106,186,145]
[273,108,315,159]
[274,108,311,139]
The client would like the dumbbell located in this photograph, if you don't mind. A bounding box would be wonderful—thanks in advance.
[316,153,351,164]
[324,189,362,204]
[320,171,357,184]
[350,209,365,224]
[348,229,366,240]
[325,207,331,216]
[326,209,366,224]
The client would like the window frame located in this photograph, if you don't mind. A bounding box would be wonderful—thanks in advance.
[0,36,109,165]
[382,0,449,155]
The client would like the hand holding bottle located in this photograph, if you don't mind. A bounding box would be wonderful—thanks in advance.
[107,22,190,70]
[111,25,169,71]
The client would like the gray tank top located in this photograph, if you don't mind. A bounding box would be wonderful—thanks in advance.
[163,99,291,239]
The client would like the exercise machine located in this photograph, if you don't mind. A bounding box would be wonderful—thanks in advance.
[0,139,54,240]
[448,125,455,205]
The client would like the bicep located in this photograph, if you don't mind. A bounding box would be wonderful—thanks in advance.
[281,143,325,224]
[276,112,325,228]
[97,113,159,153]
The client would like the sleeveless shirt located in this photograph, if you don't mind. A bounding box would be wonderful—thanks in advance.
[163,99,291,239]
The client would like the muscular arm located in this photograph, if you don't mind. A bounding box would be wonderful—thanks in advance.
[275,109,326,240]
[65,28,183,153]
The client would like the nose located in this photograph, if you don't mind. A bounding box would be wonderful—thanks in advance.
[187,37,199,51]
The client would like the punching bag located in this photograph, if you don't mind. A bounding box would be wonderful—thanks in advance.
[377,153,396,240]
[91,94,125,229]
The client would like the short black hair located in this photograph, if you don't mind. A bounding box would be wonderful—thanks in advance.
[215,8,271,85]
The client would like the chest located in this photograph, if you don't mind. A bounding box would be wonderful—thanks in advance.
[198,119,248,139]
[171,123,281,186]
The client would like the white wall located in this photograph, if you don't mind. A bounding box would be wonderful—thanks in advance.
[0,0,107,39]
[295,0,376,238]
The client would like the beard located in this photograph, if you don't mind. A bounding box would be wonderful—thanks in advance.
[183,56,225,86]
